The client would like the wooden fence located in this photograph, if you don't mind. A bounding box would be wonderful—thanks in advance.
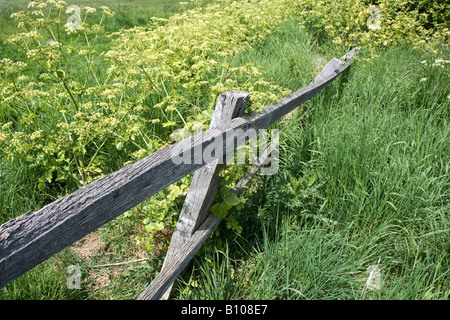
[0,47,359,299]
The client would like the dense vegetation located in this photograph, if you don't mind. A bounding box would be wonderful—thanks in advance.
[0,0,448,299]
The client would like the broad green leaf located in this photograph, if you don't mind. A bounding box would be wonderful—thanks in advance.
[224,193,239,205]
[222,202,232,210]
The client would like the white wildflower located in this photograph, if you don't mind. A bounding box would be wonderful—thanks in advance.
[83,6,96,13]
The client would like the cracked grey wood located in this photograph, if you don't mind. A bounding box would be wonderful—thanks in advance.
[137,47,359,300]
[160,91,250,299]
[137,138,279,300]
[0,48,358,290]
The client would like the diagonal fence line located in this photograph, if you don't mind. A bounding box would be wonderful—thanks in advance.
[137,136,280,300]
[138,47,359,300]
[0,47,359,290]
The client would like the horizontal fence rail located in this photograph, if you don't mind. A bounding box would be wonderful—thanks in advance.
[0,47,359,291]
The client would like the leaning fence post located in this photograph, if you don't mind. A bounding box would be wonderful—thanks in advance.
[158,91,250,299]
[137,134,279,300]
[0,48,358,292]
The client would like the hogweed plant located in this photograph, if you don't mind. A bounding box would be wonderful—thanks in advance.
[1,0,447,275]
[0,0,295,253]
[0,0,132,190]
[2,0,447,257]
[294,0,449,55]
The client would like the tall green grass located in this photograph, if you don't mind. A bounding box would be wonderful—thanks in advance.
[231,18,319,91]
[175,37,449,299]
[1,3,448,300]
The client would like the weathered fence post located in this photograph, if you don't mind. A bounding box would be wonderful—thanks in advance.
[137,137,279,300]
[0,48,358,292]
[159,91,250,299]
[137,48,359,300]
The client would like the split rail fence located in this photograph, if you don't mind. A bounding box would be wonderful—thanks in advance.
[0,47,359,299]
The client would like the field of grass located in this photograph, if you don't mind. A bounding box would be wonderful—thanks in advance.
[0,0,448,300]
[176,38,449,299]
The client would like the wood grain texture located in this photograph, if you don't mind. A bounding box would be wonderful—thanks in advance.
[0,48,358,290]
[167,91,249,241]
[313,58,343,83]
[233,136,279,196]
[160,91,249,299]
[137,138,279,300]
[138,213,222,300]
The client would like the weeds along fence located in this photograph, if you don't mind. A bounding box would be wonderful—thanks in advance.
[0,47,359,299]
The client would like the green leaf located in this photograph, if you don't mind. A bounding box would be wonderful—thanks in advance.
[45,170,53,183]
[145,243,154,252]
[55,69,65,79]
[144,221,164,232]
[215,208,228,218]
[153,221,164,231]
[219,185,231,195]
[162,121,177,127]
[235,202,245,210]
[212,203,228,218]
[224,193,239,205]
[189,279,198,288]
[211,203,222,214]
[123,210,132,218]
[222,202,232,210]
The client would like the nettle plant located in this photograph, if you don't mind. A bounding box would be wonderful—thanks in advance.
[1,0,295,253]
